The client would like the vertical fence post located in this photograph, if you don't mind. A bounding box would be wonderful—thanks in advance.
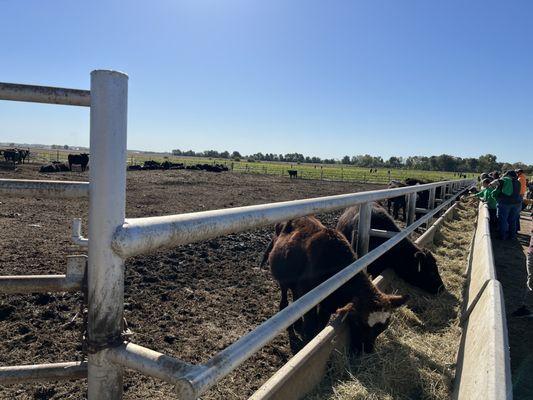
[406,192,417,226]
[87,70,128,400]
[356,202,372,258]
[427,187,436,228]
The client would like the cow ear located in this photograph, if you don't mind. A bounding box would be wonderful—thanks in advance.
[335,301,357,322]
[387,294,409,308]
[274,223,284,235]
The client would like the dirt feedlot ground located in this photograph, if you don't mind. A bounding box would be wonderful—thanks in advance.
[0,165,385,400]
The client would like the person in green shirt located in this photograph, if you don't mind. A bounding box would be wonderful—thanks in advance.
[474,178,498,229]
[490,170,523,240]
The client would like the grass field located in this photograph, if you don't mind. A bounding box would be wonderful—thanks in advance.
[26,148,477,184]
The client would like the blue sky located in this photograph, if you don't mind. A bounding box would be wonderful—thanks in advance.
[0,1,531,163]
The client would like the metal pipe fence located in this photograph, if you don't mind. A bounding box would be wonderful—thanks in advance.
[0,71,475,399]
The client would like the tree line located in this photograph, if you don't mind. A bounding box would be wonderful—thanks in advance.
[171,149,531,173]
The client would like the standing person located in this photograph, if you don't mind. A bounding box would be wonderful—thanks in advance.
[515,169,527,232]
[517,169,527,208]
[512,216,533,317]
[492,170,522,240]
[473,177,498,229]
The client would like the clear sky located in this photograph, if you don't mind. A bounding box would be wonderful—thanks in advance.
[0,1,531,163]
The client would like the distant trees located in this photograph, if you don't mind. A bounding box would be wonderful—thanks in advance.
[169,148,531,173]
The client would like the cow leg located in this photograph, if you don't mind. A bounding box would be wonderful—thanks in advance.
[301,306,320,343]
[393,202,399,219]
[279,285,289,311]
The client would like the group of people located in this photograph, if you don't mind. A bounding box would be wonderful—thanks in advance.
[473,169,528,240]
[473,168,532,318]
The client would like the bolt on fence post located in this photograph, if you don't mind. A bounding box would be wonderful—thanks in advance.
[406,192,417,226]
[87,70,128,400]
[356,202,372,258]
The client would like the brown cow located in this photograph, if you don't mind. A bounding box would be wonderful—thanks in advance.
[263,216,407,353]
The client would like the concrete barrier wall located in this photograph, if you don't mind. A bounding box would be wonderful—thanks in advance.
[453,203,512,400]
[464,203,497,313]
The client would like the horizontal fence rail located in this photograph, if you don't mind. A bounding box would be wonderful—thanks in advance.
[105,182,473,399]
[0,178,89,198]
[0,70,479,400]
[113,179,472,257]
[0,82,90,106]
[0,362,88,384]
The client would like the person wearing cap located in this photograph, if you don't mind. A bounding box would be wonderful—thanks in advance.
[517,169,527,208]
[491,170,522,240]
[473,177,498,229]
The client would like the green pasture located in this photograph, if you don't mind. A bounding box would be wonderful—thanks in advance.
[29,149,476,184]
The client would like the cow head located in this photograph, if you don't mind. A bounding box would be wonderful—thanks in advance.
[338,293,408,353]
[412,249,444,294]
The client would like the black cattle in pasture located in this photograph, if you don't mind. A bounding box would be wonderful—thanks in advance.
[336,203,444,294]
[3,149,28,164]
[68,153,89,171]
[39,162,70,173]
[387,180,407,221]
[143,160,162,170]
[18,149,29,163]
[288,169,298,179]
[262,216,407,353]
[161,161,184,170]
[186,163,228,172]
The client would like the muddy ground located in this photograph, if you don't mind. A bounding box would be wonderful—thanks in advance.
[0,164,385,400]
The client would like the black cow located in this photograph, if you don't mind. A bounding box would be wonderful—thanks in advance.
[288,169,298,179]
[18,149,29,163]
[262,216,407,352]
[336,203,444,294]
[39,162,70,173]
[387,180,407,221]
[3,149,21,164]
[68,153,89,171]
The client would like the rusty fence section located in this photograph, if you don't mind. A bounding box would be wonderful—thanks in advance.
[0,71,475,399]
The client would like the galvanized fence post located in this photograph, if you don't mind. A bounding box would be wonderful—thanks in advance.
[87,70,128,400]
[427,187,436,228]
[406,192,417,226]
[356,202,372,257]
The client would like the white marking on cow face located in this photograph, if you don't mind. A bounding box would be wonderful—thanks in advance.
[367,311,391,327]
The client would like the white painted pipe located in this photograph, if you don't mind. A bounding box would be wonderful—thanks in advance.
[406,192,417,226]
[0,361,87,384]
[188,192,464,399]
[249,268,395,400]
[72,218,89,246]
[356,202,372,256]
[113,179,475,258]
[0,82,90,106]
[0,254,86,294]
[87,70,128,400]
[105,342,201,399]
[0,178,89,198]
[0,274,82,293]
[104,188,467,400]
